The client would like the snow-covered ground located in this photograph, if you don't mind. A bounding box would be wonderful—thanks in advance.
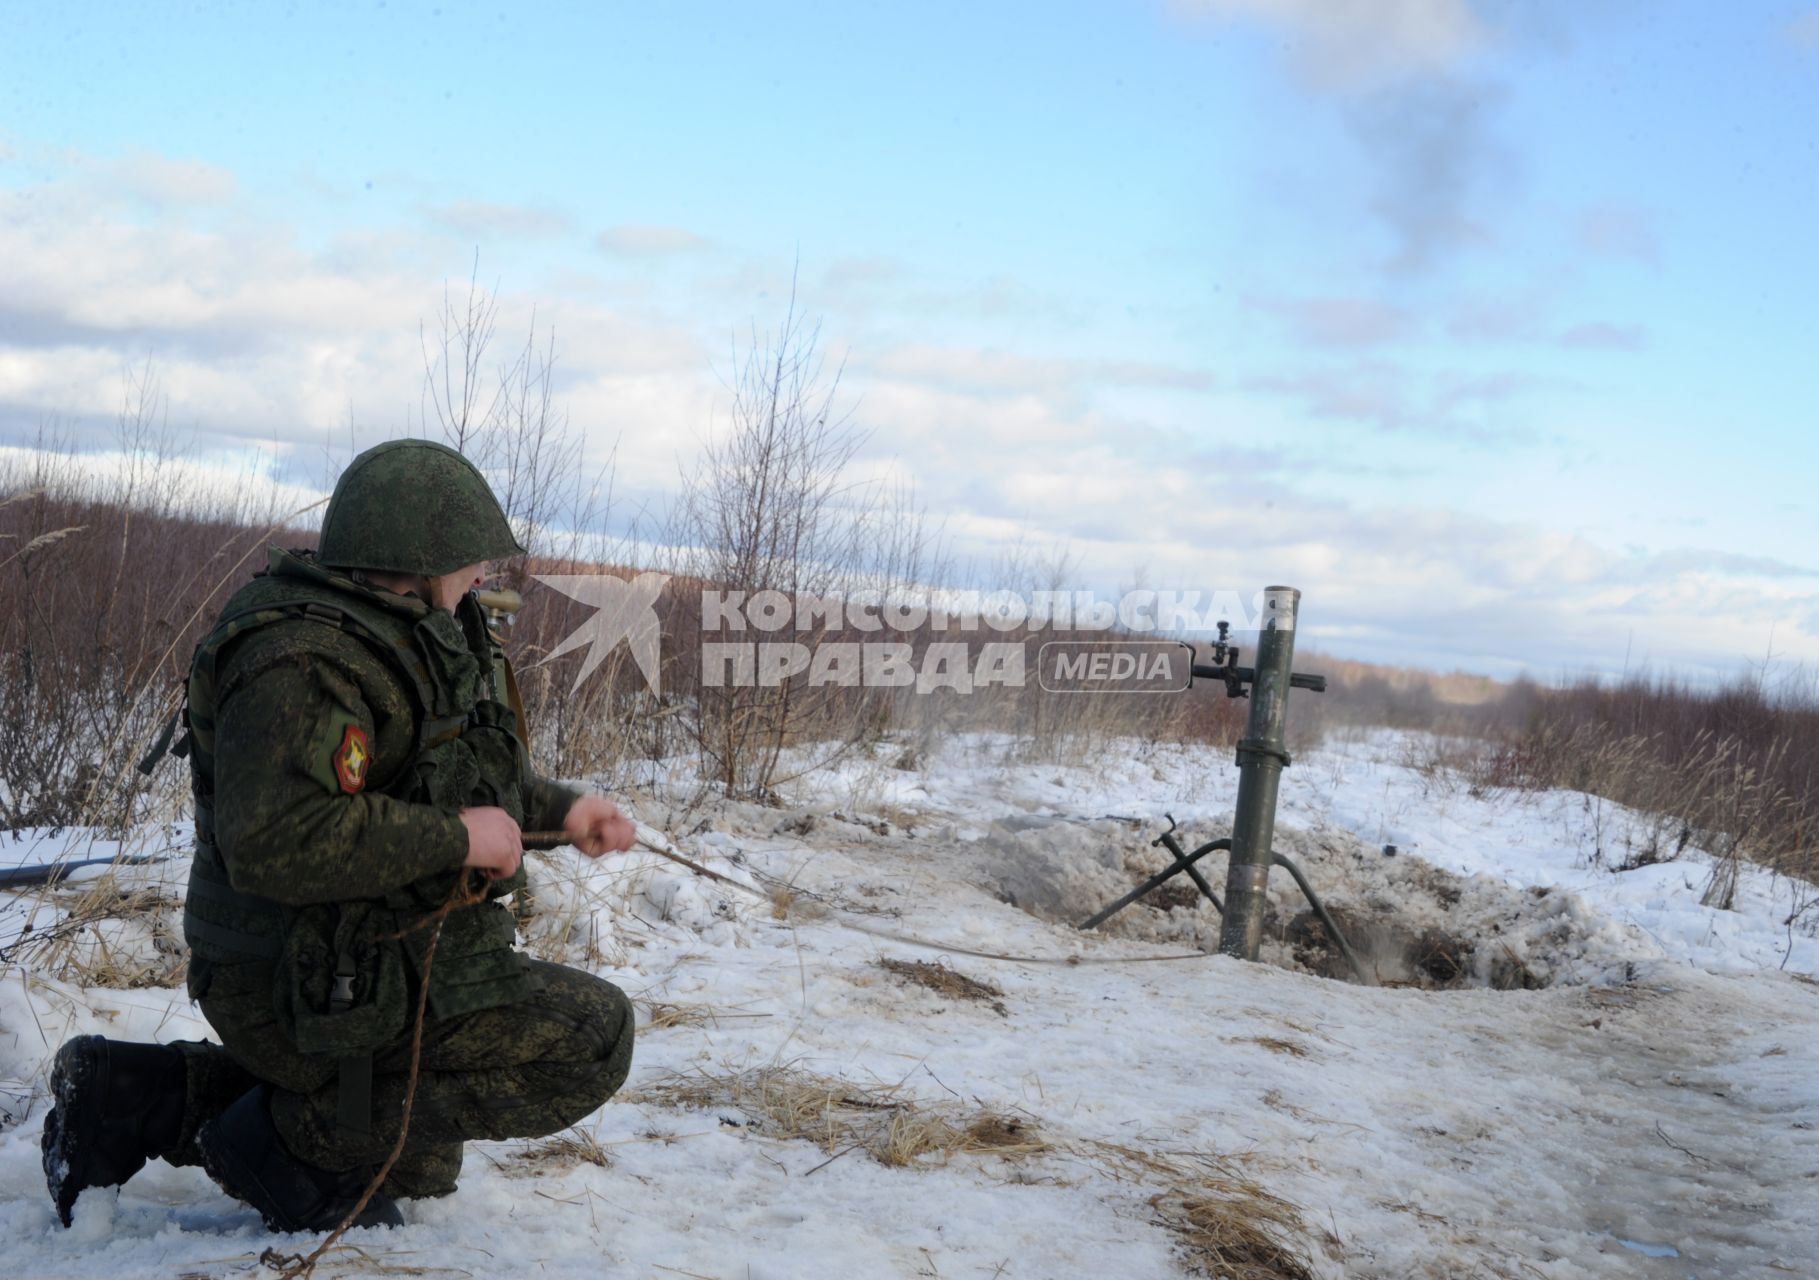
[2,728,1816,1278]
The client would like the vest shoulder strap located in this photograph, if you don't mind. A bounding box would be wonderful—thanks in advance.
[187,584,449,770]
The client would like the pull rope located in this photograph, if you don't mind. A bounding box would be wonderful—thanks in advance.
[522,825,1220,968]
[262,872,488,1278]
[265,821,1213,1273]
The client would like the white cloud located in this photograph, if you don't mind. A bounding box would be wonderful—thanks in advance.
[1446,294,1548,343]
[1576,203,1661,264]
[423,201,571,238]
[0,441,328,521]
[595,224,711,256]
[0,182,422,354]
[1241,360,1549,440]
[108,149,238,206]
[868,345,1213,397]
[1252,295,1414,347]
[1172,0,1489,90]
[1788,7,1819,51]
[1557,321,1645,352]
[0,150,710,480]
[0,147,1804,679]
[838,350,1813,671]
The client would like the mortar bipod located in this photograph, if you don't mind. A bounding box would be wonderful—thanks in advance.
[1075,815,1370,984]
[1077,815,1229,929]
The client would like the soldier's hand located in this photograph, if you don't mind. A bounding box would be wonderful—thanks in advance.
[563,794,636,857]
[460,806,524,879]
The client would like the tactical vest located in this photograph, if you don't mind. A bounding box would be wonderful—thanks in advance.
[178,549,541,1095]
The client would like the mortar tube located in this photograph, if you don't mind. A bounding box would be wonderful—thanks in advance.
[1217,585,1299,960]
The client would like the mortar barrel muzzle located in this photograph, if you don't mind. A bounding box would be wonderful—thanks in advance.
[475,587,524,617]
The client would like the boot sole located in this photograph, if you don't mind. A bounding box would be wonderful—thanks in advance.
[42,1035,145,1228]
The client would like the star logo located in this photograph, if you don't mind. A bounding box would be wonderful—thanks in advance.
[334,724,370,793]
[533,571,668,694]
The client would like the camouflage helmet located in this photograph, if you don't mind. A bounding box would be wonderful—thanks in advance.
[317,438,525,575]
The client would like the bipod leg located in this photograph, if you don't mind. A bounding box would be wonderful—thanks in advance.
[1078,837,1232,931]
[1271,851,1371,985]
[1161,832,1226,915]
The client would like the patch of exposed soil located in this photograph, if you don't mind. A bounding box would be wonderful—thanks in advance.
[975,816,1659,990]
[879,958,1009,1016]
[1281,908,1546,991]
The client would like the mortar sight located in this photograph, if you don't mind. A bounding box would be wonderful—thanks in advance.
[1180,617,1328,700]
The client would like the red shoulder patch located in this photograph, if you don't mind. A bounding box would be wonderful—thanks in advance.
[332,724,371,794]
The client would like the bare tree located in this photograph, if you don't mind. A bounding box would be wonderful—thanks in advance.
[419,254,506,455]
[412,264,652,784]
[670,285,931,797]
[417,266,605,581]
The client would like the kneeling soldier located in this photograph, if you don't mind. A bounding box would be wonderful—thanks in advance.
[43,438,636,1232]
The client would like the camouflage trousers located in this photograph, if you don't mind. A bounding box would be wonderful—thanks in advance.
[170,959,633,1198]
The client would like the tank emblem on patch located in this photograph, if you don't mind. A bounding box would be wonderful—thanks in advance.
[333,724,370,793]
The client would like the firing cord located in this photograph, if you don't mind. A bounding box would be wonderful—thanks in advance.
[522,826,1221,968]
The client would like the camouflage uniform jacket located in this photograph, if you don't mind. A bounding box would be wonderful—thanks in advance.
[181,547,578,1059]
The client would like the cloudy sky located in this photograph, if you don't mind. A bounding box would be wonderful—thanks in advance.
[2,1,1816,679]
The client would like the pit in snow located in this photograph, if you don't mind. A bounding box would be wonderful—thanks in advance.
[980,816,1656,990]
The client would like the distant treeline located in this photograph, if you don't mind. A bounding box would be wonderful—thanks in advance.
[6,444,1814,899]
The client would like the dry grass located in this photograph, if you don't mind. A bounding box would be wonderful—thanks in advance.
[505,1125,613,1175]
[1084,1142,1323,1280]
[5,871,187,988]
[631,1066,1324,1275]
[1150,1185,1319,1280]
[637,999,771,1031]
[878,958,1009,1016]
[628,1066,1045,1169]
[0,423,341,835]
[641,1000,715,1030]
[1230,1035,1311,1059]
[510,856,634,969]
[187,1242,476,1277]
[767,883,797,920]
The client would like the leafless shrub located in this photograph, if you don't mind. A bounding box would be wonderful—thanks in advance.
[665,284,936,797]
[0,393,314,834]
[413,262,642,785]
[1470,674,1819,892]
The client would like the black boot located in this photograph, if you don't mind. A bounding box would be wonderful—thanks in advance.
[42,1035,187,1227]
[198,1086,402,1233]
